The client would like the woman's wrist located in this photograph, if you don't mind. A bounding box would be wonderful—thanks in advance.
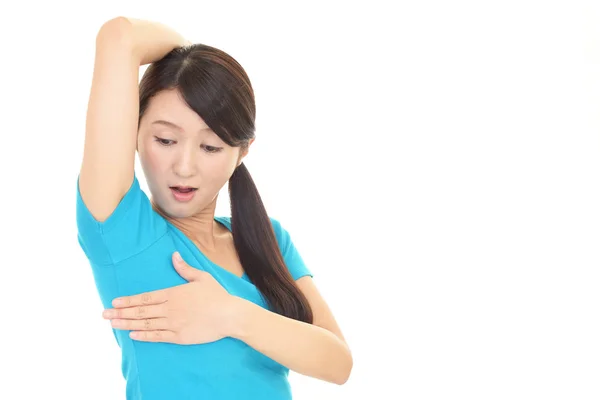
[221,295,251,339]
[101,17,188,66]
[129,17,188,65]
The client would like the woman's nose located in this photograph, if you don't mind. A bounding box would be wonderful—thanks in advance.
[173,147,198,177]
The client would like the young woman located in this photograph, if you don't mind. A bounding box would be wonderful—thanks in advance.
[76,16,352,399]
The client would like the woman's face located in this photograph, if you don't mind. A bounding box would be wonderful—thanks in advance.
[136,88,251,219]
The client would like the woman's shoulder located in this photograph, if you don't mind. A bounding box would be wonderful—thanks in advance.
[76,172,168,266]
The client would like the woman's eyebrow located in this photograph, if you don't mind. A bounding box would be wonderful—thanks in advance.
[151,119,212,133]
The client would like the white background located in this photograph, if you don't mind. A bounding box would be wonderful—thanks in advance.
[1,0,599,399]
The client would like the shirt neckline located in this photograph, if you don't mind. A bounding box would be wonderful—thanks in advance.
[164,216,250,282]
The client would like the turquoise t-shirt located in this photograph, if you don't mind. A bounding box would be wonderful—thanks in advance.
[75,173,312,399]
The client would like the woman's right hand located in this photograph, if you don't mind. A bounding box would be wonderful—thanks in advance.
[99,17,189,66]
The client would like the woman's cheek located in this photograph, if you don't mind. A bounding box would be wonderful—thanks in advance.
[146,145,167,172]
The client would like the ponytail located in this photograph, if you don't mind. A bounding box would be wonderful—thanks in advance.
[228,162,313,324]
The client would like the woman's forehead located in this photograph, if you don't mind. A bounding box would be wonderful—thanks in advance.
[143,91,212,134]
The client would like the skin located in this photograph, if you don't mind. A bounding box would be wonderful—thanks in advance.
[136,87,254,251]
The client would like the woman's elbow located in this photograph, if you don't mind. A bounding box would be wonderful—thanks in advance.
[334,350,353,385]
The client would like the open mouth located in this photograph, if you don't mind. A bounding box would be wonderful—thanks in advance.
[170,187,197,193]
[170,186,198,202]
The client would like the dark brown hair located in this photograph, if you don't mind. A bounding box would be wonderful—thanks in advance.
[137,44,313,324]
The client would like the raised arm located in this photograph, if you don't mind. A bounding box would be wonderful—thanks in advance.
[78,17,188,222]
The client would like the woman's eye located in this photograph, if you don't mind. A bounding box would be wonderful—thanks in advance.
[155,137,174,146]
[154,137,220,153]
[203,145,222,153]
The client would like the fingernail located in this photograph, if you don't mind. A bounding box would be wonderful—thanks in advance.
[175,252,182,262]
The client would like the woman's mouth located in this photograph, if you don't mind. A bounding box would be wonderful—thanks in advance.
[170,187,197,202]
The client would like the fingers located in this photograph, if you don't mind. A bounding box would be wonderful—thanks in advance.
[111,317,169,331]
[129,329,178,343]
[112,289,168,308]
[103,302,169,320]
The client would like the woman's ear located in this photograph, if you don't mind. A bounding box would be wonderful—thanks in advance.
[237,138,255,167]
[237,152,246,167]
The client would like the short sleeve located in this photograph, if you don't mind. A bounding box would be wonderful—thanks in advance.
[76,172,167,266]
[270,218,313,280]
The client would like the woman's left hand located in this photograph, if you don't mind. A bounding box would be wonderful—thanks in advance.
[102,252,240,345]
